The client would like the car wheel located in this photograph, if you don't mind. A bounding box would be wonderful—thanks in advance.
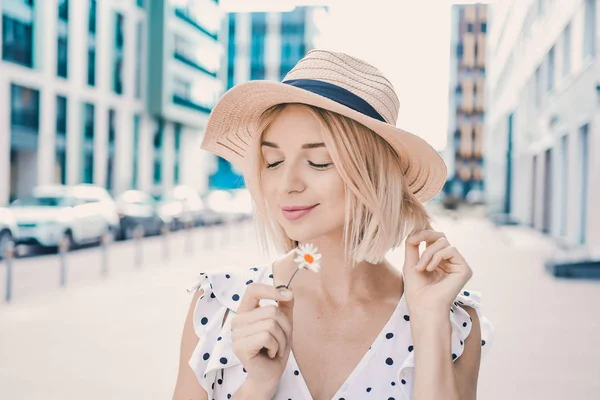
[0,229,14,260]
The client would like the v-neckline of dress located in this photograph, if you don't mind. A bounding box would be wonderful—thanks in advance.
[266,262,405,400]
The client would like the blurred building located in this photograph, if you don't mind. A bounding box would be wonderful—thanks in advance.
[486,0,600,249]
[444,3,487,201]
[0,0,224,205]
[208,5,328,190]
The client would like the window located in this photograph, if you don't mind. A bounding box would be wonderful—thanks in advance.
[114,56,123,94]
[173,77,192,99]
[250,12,267,80]
[56,96,67,135]
[563,23,571,76]
[88,0,97,35]
[227,15,236,89]
[457,42,464,58]
[10,84,40,130]
[153,119,163,149]
[57,36,68,78]
[547,46,555,92]
[174,123,182,185]
[115,13,124,49]
[467,23,474,32]
[132,115,140,189]
[584,0,596,58]
[135,22,143,99]
[481,22,487,33]
[2,16,34,67]
[84,103,95,140]
[108,109,116,145]
[579,124,589,243]
[114,13,124,95]
[534,66,542,107]
[58,0,69,21]
[137,0,144,7]
[87,48,96,86]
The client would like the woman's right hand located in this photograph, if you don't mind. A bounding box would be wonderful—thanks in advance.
[231,283,295,395]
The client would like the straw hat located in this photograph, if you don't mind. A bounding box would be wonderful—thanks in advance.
[201,49,447,202]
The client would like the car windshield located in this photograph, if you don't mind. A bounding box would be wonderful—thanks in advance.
[11,196,75,207]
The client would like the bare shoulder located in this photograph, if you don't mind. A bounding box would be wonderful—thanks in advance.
[454,305,482,400]
[172,288,208,400]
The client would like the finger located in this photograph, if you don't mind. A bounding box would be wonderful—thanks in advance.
[415,237,450,271]
[238,283,294,312]
[232,319,288,358]
[235,331,280,360]
[232,305,293,339]
[424,246,463,273]
[406,229,446,247]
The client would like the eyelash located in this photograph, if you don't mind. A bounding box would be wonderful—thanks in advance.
[266,161,332,169]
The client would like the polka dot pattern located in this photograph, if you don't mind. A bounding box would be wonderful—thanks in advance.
[186,264,494,400]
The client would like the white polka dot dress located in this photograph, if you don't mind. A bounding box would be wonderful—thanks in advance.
[187,264,494,400]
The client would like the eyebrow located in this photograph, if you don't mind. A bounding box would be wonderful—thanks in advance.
[261,141,325,149]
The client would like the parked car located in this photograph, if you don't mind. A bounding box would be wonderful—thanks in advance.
[170,185,222,226]
[154,194,190,231]
[9,185,111,251]
[71,184,120,237]
[0,207,18,259]
[204,189,253,222]
[115,190,169,239]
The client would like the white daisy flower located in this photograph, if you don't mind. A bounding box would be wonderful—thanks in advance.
[293,243,322,273]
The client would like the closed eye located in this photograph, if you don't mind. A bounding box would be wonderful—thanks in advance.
[265,161,332,169]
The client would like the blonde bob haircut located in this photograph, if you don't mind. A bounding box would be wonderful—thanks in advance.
[244,103,432,266]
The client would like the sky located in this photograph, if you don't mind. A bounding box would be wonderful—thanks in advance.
[221,0,491,151]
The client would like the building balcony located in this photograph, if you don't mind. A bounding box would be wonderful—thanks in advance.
[172,94,211,114]
[173,52,217,78]
[174,8,218,41]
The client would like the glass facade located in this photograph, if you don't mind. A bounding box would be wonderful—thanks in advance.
[227,15,236,89]
[280,8,306,80]
[107,109,116,191]
[132,114,140,189]
[56,96,67,184]
[2,2,34,68]
[174,123,182,185]
[135,21,143,99]
[57,0,69,78]
[114,12,124,95]
[83,102,95,184]
[153,119,163,185]
[250,12,267,80]
[10,84,39,131]
[87,0,97,86]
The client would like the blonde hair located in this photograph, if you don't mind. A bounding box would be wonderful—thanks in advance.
[244,103,431,266]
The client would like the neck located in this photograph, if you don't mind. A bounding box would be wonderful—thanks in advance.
[288,234,390,306]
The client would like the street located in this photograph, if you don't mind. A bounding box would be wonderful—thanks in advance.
[1,209,599,399]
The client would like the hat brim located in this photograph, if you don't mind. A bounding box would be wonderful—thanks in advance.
[201,80,447,203]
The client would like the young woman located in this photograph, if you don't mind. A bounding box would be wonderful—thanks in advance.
[173,49,494,400]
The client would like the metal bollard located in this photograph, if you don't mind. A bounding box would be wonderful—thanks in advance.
[3,241,16,303]
[59,235,70,287]
[100,232,110,277]
[133,225,144,267]
[161,224,170,261]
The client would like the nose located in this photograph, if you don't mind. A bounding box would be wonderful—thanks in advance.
[280,161,306,194]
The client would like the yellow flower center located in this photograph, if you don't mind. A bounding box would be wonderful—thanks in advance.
[304,254,314,264]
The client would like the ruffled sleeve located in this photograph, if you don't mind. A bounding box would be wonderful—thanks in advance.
[186,267,262,398]
[397,289,495,399]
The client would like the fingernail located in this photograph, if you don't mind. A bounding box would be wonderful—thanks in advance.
[279,289,293,299]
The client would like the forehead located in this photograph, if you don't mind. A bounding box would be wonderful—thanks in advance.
[262,105,324,144]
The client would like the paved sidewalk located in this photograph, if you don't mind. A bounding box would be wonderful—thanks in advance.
[1,213,599,399]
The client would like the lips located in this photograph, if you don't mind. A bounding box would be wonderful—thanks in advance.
[280,205,318,212]
[280,204,318,221]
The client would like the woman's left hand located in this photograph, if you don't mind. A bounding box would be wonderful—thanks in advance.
[402,228,473,314]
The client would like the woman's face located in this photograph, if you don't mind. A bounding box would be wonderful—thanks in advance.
[260,105,346,243]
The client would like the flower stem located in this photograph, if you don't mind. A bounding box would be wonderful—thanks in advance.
[275,267,301,290]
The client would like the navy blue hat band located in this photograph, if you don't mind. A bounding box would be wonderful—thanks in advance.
[282,79,386,123]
